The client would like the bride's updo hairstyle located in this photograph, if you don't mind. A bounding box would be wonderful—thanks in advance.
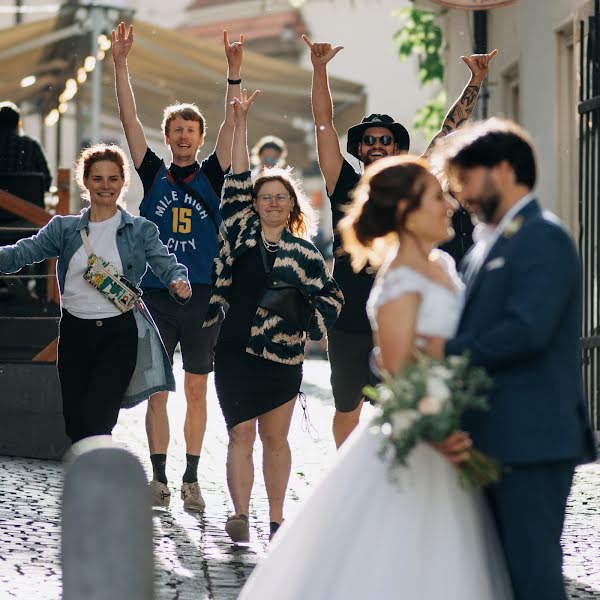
[340,155,431,271]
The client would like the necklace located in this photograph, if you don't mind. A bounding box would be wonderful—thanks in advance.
[261,230,280,253]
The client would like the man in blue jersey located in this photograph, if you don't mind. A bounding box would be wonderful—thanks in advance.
[112,22,243,509]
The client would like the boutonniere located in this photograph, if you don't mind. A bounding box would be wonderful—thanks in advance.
[503,216,524,239]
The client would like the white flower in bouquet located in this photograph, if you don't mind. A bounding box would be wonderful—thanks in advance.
[391,410,419,435]
[377,386,395,406]
[426,375,451,403]
[430,365,452,381]
[447,355,466,369]
[417,394,444,415]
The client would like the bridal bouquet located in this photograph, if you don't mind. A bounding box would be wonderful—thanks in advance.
[363,354,502,489]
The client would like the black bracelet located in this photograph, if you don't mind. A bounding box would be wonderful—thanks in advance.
[227,77,242,85]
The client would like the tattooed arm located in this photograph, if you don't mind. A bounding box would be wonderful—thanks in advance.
[421,49,498,158]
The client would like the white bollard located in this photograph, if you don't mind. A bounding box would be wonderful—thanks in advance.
[61,441,153,600]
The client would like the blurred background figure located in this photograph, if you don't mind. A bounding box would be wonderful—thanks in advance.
[251,135,288,179]
[0,101,53,301]
[0,101,51,193]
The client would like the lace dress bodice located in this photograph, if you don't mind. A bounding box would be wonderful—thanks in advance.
[367,251,464,339]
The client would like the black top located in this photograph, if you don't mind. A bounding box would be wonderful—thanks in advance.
[217,243,277,347]
[438,205,475,266]
[136,147,226,197]
[0,131,52,191]
[329,159,375,333]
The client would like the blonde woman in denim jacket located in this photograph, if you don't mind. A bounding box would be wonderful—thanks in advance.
[0,144,191,443]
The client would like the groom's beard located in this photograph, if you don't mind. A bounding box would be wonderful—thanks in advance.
[470,175,502,224]
[477,191,502,224]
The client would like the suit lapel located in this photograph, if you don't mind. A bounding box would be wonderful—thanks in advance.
[462,199,541,309]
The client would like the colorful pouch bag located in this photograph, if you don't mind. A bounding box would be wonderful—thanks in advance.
[80,229,142,313]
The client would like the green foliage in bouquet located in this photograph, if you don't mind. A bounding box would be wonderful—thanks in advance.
[364,353,503,489]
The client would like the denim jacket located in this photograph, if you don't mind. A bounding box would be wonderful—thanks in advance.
[0,206,189,406]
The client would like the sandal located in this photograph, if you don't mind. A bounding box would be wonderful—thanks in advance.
[225,513,249,543]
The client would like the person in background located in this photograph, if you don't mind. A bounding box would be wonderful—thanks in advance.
[206,89,343,543]
[0,144,191,444]
[251,135,288,178]
[0,101,51,192]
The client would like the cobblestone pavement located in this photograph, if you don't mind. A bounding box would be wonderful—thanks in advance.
[0,357,599,599]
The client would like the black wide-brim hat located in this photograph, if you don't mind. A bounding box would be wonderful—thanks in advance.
[346,113,410,160]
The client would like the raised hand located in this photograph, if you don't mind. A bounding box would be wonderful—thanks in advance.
[231,88,260,124]
[111,22,134,64]
[461,49,499,85]
[302,35,343,67]
[224,30,244,75]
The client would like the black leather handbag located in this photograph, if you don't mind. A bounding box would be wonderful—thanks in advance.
[257,239,314,331]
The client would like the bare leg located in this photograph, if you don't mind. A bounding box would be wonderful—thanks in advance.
[258,398,296,523]
[146,390,169,454]
[332,399,364,449]
[183,372,208,456]
[227,419,257,516]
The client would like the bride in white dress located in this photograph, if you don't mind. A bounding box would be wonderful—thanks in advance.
[238,156,513,600]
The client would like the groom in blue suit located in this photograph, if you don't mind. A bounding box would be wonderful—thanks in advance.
[429,119,597,600]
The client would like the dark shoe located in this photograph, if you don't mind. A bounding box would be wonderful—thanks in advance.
[269,520,282,542]
[225,514,249,543]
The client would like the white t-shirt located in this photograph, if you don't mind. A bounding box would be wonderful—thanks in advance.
[62,211,124,319]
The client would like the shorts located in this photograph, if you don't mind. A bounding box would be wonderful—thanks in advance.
[328,329,374,413]
[143,285,220,375]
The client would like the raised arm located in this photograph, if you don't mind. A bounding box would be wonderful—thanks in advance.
[422,49,498,158]
[302,35,345,195]
[112,23,148,169]
[231,88,260,175]
[214,31,244,171]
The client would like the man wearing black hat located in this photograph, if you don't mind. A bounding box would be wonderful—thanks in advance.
[302,35,497,447]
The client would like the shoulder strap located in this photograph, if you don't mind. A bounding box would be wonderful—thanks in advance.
[79,228,93,256]
[168,169,222,238]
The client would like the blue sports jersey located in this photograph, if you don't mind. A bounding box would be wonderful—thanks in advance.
[139,164,222,289]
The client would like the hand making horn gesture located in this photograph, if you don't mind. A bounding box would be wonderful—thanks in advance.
[224,30,244,75]
[461,48,499,85]
[302,35,344,67]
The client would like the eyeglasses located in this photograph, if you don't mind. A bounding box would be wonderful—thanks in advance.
[257,193,292,203]
[361,135,393,147]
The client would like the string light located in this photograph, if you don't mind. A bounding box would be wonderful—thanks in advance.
[44,109,59,127]
[20,75,36,88]
[83,56,96,72]
[45,31,111,128]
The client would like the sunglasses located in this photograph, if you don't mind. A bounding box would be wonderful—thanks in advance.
[361,135,393,147]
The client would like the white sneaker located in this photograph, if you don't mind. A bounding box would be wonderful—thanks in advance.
[181,481,205,512]
[149,480,171,508]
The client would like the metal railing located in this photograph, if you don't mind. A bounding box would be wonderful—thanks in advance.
[578,0,600,430]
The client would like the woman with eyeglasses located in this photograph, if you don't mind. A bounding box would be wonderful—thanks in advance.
[204,90,343,543]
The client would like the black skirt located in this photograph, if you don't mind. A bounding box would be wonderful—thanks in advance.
[214,344,302,430]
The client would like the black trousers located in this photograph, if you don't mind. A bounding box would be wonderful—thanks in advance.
[57,310,137,443]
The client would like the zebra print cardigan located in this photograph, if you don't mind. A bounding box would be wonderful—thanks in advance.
[203,171,344,365]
